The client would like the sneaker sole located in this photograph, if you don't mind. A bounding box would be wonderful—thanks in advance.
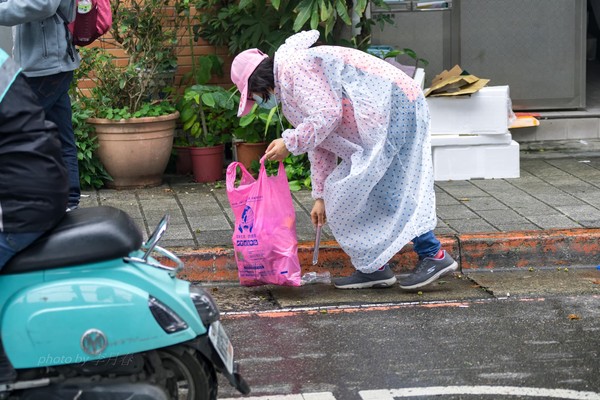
[398,261,459,290]
[334,276,397,290]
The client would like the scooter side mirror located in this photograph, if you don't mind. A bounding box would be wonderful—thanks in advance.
[127,214,184,276]
[142,214,170,258]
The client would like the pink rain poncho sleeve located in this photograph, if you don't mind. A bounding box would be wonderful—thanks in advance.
[274,30,437,273]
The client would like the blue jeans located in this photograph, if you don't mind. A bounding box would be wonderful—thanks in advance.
[25,71,80,208]
[412,230,441,259]
[0,232,45,269]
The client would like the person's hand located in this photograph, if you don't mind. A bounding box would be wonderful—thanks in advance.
[311,199,326,227]
[264,138,290,162]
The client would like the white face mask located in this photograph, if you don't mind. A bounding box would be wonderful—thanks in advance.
[252,94,279,110]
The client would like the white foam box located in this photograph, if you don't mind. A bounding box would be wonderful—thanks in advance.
[431,132,513,147]
[432,140,520,181]
[413,68,425,89]
[427,86,512,135]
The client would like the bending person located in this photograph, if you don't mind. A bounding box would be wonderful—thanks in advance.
[230,30,458,290]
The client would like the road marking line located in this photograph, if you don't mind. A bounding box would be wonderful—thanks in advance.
[221,297,547,320]
[303,393,336,400]
[360,386,600,399]
[220,393,335,400]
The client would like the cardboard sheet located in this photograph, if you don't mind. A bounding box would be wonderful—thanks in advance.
[425,65,490,97]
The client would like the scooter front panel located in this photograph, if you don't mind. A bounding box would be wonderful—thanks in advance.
[43,256,208,336]
[1,276,198,369]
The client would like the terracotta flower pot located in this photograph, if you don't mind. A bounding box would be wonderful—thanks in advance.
[88,112,178,189]
[174,145,192,175]
[235,141,268,172]
[190,144,225,183]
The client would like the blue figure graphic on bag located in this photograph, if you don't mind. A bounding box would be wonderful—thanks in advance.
[238,205,255,233]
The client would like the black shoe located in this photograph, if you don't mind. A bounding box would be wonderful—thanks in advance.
[332,264,397,289]
[399,251,458,290]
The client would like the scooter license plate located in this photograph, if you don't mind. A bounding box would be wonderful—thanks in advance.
[208,320,234,375]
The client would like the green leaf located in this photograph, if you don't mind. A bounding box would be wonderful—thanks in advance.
[271,0,281,10]
[201,93,216,107]
[239,113,257,127]
[383,49,403,59]
[238,0,253,9]
[319,0,330,22]
[354,0,368,15]
[180,105,195,123]
[192,92,201,104]
[294,0,315,31]
[264,106,278,138]
[310,3,319,29]
[335,0,351,25]
[191,121,201,137]
[324,14,335,38]
[288,180,302,191]
[195,56,214,84]
[403,48,418,59]
[183,114,197,131]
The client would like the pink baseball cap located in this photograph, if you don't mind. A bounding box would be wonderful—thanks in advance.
[231,49,269,117]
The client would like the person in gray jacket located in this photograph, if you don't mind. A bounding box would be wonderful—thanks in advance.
[0,0,81,210]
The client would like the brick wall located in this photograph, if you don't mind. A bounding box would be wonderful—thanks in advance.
[78,7,234,95]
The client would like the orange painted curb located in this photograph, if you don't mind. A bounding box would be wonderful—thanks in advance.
[170,237,459,283]
[457,228,600,270]
[166,228,600,283]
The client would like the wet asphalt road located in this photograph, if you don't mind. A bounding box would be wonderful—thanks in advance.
[215,293,600,399]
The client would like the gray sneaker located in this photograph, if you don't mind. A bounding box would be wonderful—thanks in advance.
[333,264,397,289]
[399,251,458,290]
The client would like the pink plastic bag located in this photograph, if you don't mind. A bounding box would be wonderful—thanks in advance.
[226,158,302,287]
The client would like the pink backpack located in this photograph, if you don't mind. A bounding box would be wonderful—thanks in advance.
[57,0,112,47]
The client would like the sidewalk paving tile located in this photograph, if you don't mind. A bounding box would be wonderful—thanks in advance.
[457,197,507,211]
[525,215,582,229]
[81,153,600,279]
[444,219,497,233]
[465,268,600,297]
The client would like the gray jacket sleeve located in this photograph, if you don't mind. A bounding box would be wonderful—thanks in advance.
[0,0,63,26]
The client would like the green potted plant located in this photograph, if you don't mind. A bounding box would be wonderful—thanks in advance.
[178,83,238,182]
[80,0,186,189]
[234,103,285,173]
[172,54,220,177]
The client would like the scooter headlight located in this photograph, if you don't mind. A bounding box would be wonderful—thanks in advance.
[189,286,220,326]
[148,296,189,333]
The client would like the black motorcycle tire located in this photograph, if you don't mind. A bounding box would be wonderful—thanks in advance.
[157,347,217,400]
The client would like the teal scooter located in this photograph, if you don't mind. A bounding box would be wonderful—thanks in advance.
[0,206,249,400]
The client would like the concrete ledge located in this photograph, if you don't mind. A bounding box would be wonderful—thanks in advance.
[167,228,600,283]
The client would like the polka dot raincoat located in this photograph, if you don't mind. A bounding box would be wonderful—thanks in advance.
[275,30,437,273]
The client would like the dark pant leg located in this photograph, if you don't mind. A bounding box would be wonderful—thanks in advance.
[0,231,45,268]
[412,230,441,259]
[25,71,80,208]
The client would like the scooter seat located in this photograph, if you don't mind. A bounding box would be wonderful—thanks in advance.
[1,206,144,274]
